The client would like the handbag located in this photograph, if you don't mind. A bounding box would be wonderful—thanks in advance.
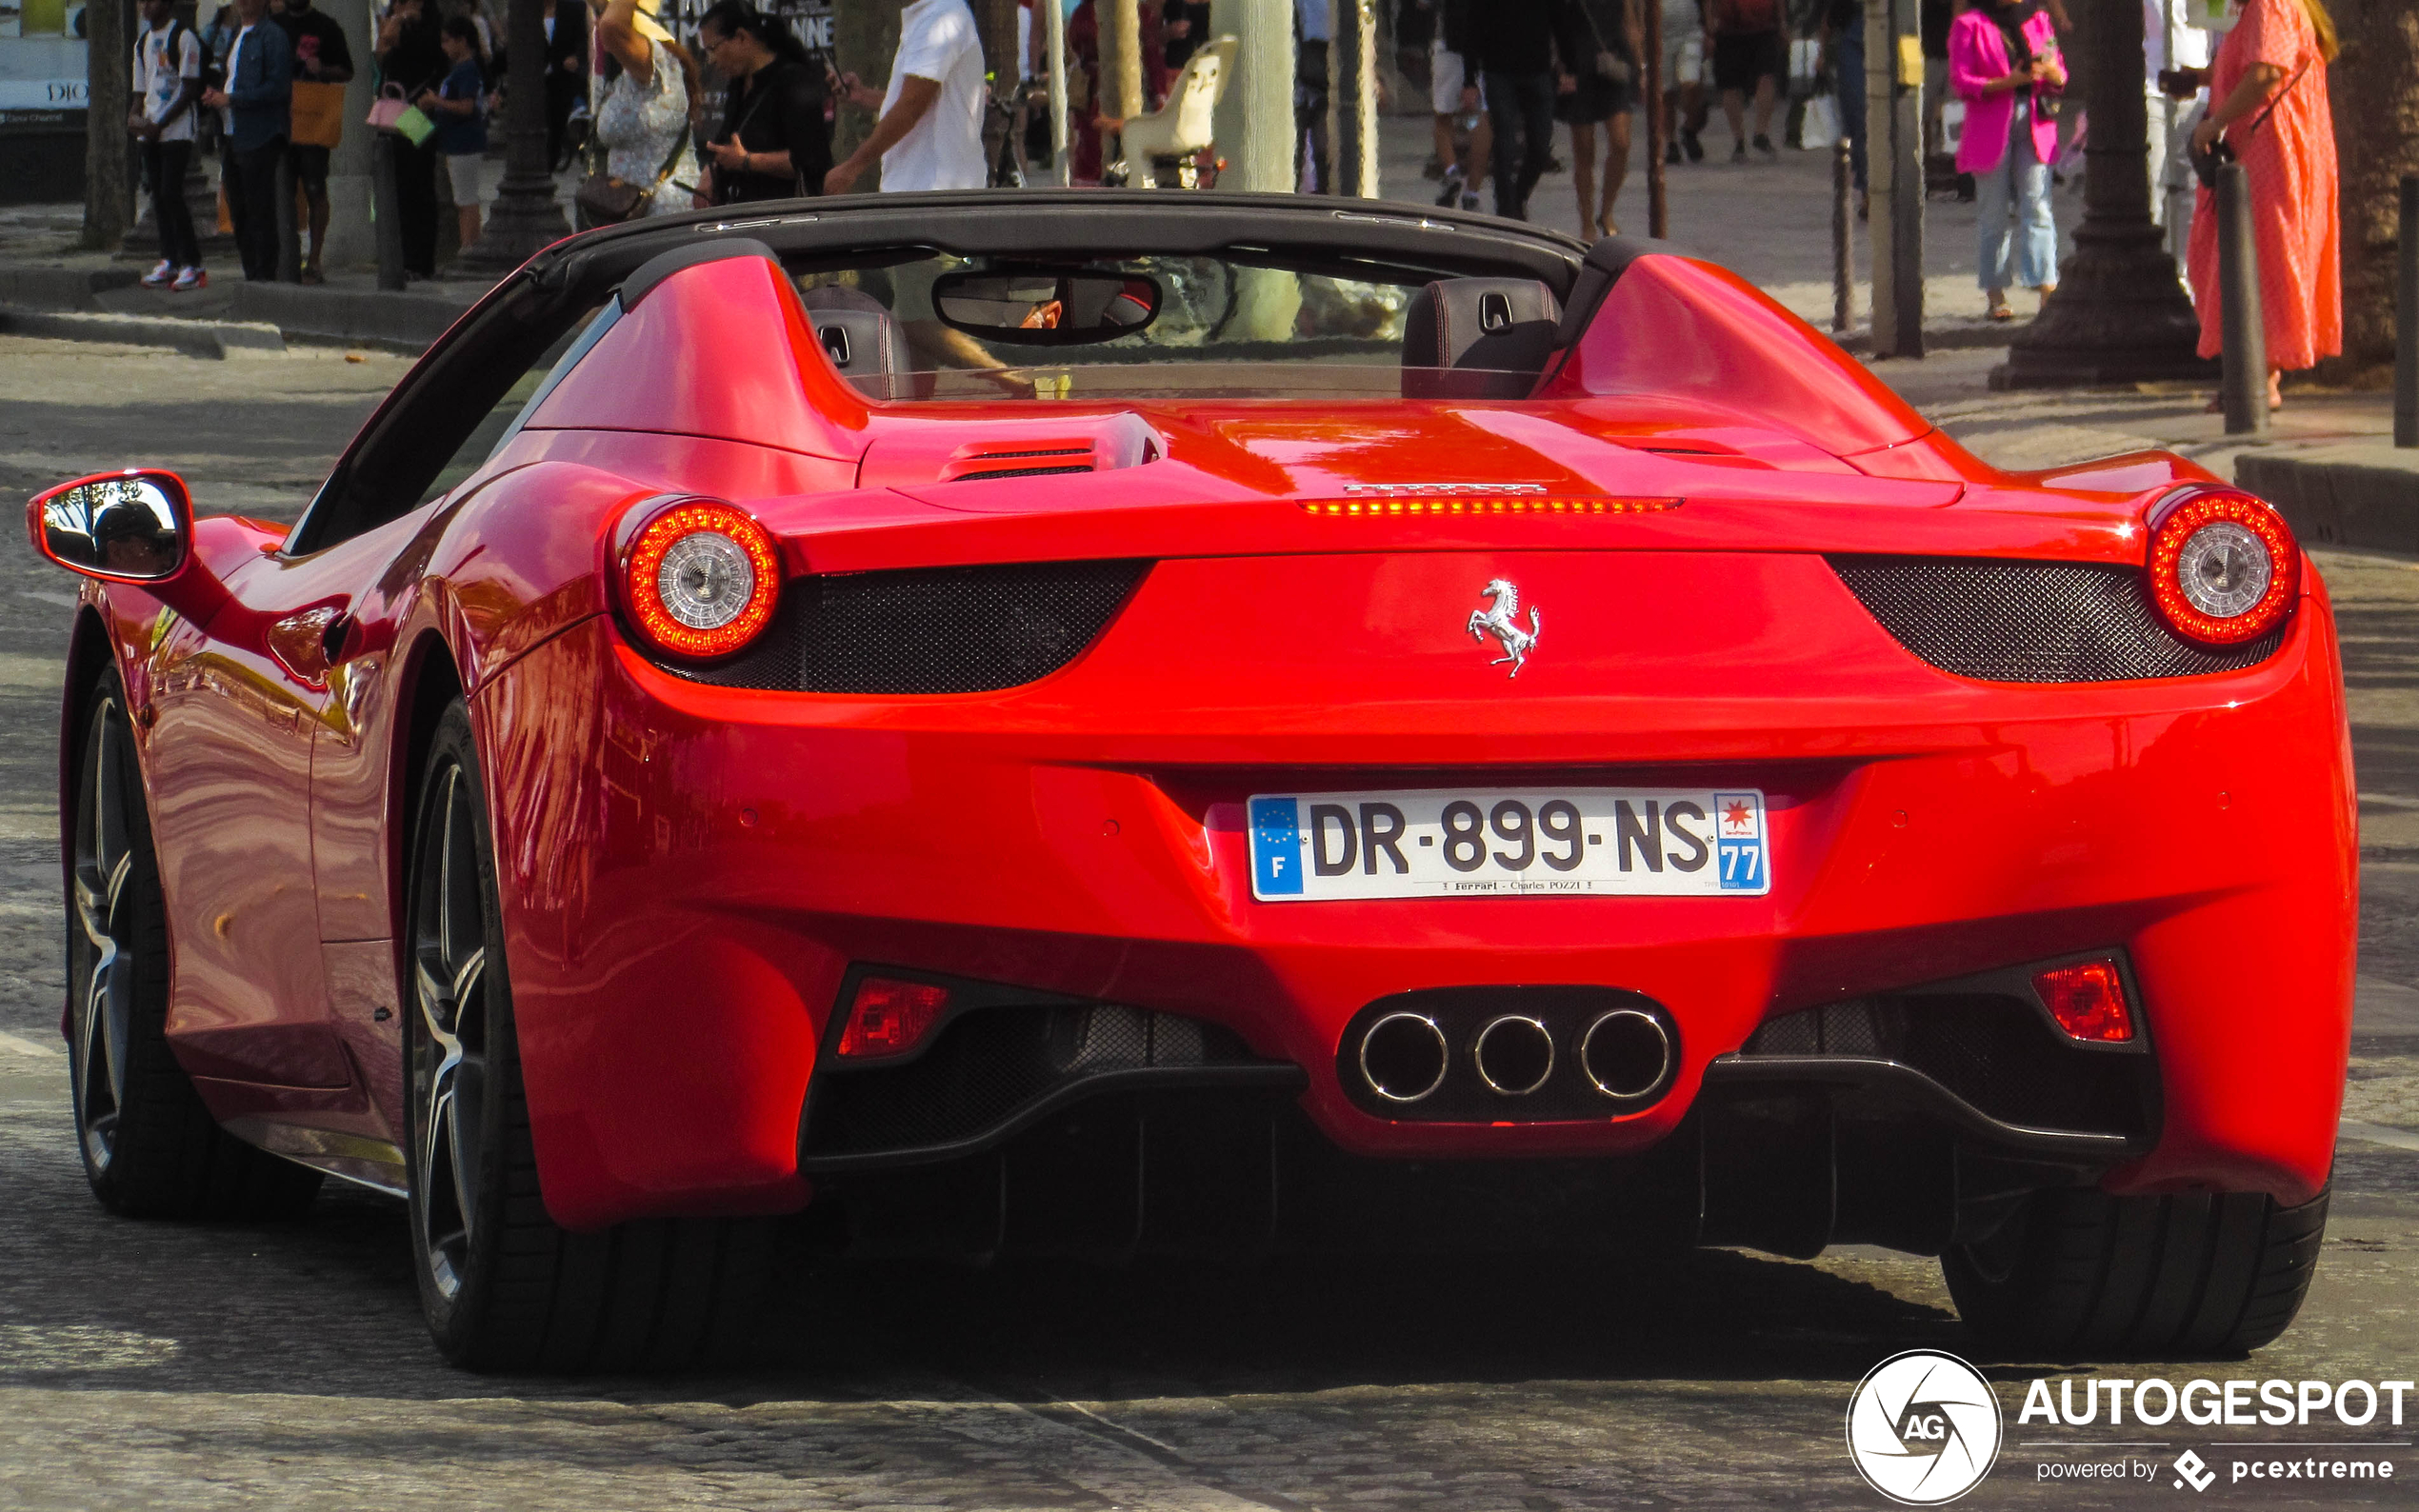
[291,78,346,148]
[575,118,691,225]
[2189,55,2310,189]
[365,80,410,130]
[1569,0,1631,84]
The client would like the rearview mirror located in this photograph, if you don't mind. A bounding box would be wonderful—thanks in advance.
[931,269,1161,346]
[27,470,192,582]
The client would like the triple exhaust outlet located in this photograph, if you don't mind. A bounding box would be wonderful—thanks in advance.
[1357,1006,1675,1106]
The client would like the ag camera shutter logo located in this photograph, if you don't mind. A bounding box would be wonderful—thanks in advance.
[1847,1350,2004,1504]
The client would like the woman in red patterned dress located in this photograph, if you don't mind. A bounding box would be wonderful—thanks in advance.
[2182,0,2339,411]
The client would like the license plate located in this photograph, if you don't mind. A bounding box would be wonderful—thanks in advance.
[1246,788,1770,902]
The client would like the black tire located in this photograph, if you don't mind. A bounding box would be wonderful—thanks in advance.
[405,701,777,1372]
[1942,1184,2329,1358]
[66,667,323,1219]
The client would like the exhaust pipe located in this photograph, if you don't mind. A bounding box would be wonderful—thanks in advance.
[1358,1012,1449,1103]
[1471,1015,1555,1095]
[1579,1008,1675,1102]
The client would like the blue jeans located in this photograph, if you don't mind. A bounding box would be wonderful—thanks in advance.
[1975,99,2056,292]
[1833,24,1866,193]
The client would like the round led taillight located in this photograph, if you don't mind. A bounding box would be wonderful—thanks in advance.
[2145,488,2297,647]
[621,499,780,659]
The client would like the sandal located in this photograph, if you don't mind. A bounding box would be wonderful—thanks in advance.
[1987,301,2016,322]
[1596,215,1619,239]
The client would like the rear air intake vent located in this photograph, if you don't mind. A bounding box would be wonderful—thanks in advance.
[950,446,1096,484]
[657,559,1150,694]
[1828,554,2284,683]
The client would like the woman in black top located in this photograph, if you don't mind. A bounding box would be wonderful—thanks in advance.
[694,0,831,204]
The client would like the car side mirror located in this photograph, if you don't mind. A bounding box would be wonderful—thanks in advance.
[26,470,193,582]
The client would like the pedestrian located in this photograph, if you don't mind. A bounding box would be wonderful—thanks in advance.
[1659,0,1706,164]
[1296,0,1331,191]
[1919,0,1949,162]
[2144,0,2209,233]
[695,3,829,204]
[376,0,447,276]
[415,15,489,251]
[543,0,588,170]
[2184,0,2338,412]
[1557,0,1640,237]
[1819,0,1864,216]
[1429,0,1491,210]
[584,0,697,216]
[1949,0,2063,321]
[1467,0,1562,220]
[825,0,986,194]
[1061,0,1168,184]
[270,0,351,284]
[1164,0,1209,71]
[199,0,290,282]
[1706,0,1783,161]
[130,0,207,291]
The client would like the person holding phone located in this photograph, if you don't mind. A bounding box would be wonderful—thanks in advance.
[696,1,831,204]
[1949,0,2065,322]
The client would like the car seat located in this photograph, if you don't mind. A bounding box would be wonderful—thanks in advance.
[1401,277,1563,399]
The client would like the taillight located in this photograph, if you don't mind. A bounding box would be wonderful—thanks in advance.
[2032,960,2133,1044]
[836,976,950,1059]
[621,498,781,659]
[2145,487,2297,647]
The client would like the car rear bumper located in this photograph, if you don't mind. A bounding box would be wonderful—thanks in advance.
[480,559,2353,1231]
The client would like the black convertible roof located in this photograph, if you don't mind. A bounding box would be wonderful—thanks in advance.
[524,190,1600,309]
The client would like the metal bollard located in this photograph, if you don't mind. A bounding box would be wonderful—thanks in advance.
[1833,136,1855,335]
[372,134,407,292]
[2216,160,2268,440]
[2397,174,2416,448]
[274,151,301,283]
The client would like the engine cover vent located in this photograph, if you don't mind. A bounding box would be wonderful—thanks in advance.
[1828,554,2284,683]
[661,559,1150,694]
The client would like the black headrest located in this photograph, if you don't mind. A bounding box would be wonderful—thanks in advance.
[807,307,912,399]
[1402,277,1562,399]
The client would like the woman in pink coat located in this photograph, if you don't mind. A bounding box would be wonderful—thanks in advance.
[1949,0,2067,322]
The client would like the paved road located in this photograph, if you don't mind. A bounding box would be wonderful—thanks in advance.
[0,335,2413,1510]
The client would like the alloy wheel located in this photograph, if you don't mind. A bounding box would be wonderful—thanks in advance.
[69,696,138,1173]
[410,763,491,1303]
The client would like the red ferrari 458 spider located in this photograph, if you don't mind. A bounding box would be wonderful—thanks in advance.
[29,194,2349,1370]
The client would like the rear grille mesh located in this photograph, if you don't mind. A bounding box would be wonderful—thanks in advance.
[665,559,1149,694]
[1828,554,2283,683]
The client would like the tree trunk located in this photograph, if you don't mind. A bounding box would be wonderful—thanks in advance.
[832,0,903,176]
[973,0,1021,87]
[81,0,133,250]
[2326,0,2419,372]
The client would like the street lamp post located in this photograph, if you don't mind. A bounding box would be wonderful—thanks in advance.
[446,0,570,278]
[1996,0,2207,387]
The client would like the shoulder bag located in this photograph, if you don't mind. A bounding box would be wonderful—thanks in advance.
[2189,54,2311,189]
[1569,0,1632,83]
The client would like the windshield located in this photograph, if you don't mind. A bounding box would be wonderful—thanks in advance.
[789,250,1543,403]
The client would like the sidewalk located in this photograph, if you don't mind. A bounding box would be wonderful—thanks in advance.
[7,118,2411,541]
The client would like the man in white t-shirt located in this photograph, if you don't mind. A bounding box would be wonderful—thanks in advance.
[129,0,208,289]
[825,0,986,194]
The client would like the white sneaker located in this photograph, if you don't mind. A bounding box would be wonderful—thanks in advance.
[141,259,173,287]
[170,266,207,292]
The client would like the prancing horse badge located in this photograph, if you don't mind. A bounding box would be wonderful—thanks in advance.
[1467,579,1540,677]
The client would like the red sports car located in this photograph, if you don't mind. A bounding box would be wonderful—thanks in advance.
[29,194,2349,1371]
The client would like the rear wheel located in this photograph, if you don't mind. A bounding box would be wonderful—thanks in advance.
[67,668,322,1219]
[406,702,777,1371]
[1942,1184,2328,1358]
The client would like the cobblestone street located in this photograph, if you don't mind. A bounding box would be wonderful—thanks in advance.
[0,246,2415,1507]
